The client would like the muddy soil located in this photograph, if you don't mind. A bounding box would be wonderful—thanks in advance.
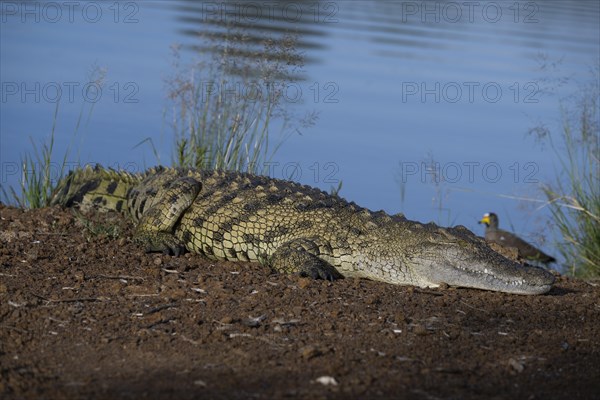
[1,205,599,399]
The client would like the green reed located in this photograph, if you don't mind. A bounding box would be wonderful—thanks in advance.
[537,74,599,277]
[165,33,312,175]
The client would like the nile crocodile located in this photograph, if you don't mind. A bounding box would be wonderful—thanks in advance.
[51,165,555,295]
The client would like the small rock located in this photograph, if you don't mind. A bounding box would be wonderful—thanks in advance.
[445,327,461,340]
[508,358,525,373]
[395,312,408,324]
[25,249,40,261]
[73,270,85,282]
[298,277,311,289]
[153,257,163,266]
[315,376,338,386]
[242,315,265,327]
[299,345,321,360]
[413,324,428,336]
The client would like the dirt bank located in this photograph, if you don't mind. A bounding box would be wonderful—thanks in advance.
[1,205,599,399]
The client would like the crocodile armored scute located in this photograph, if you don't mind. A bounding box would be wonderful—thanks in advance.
[51,165,555,295]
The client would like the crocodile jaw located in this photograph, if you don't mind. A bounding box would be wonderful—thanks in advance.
[410,250,555,295]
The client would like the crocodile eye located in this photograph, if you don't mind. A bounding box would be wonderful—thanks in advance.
[429,231,456,245]
[430,232,444,240]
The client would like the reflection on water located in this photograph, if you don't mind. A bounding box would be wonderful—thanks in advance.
[174,1,333,79]
[171,0,598,74]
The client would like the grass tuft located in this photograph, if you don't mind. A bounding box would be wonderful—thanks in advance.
[1,65,106,209]
[165,32,315,174]
[1,103,68,208]
[535,70,599,277]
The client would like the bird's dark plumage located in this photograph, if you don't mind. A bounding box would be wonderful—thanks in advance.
[479,212,556,264]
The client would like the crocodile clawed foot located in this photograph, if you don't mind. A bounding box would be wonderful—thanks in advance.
[135,232,187,257]
[159,244,187,257]
[299,263,343,281]
[270,239,343,281]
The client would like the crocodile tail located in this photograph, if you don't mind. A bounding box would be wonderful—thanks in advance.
[50,164,142,214]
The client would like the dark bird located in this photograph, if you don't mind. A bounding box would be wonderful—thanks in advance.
[479,212,556,264]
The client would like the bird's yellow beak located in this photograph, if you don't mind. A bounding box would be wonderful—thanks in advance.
[479,215,490,225]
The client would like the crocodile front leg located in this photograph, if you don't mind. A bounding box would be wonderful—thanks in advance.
[133,176,202,255]
[269,238,343,281]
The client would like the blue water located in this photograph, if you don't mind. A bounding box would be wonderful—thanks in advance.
[1,1,599,264]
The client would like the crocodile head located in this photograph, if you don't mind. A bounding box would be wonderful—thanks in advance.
[403,225,555,295]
